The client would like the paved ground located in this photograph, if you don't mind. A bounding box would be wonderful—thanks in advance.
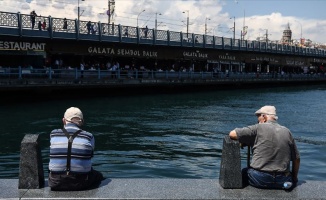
[1,179,326,199]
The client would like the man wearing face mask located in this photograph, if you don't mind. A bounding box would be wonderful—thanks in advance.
[229,105,300,190]
[48,107,104,191]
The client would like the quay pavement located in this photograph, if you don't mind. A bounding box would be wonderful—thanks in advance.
[1,178,326,199]
[9,132,325,199]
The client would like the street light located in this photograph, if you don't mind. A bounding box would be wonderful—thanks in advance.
[108,0,115,24]
[155,12,162,31]
[230,16,235,41]
[265,29,268,43]
[137,9,145,27]
[182,10,189,38]
[77,0,85,22]
[295,20,303,45]
[154,12,161,39]
[205,17,210,35]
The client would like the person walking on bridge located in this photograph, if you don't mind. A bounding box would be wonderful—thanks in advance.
[48,107,104,191]
[229,105,300,190]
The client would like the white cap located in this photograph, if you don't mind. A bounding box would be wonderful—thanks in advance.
[255,105,276,116]
[64,107,83,121]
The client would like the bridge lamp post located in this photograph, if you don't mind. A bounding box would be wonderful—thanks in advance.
[155,12,162,31]
[108,0,115,24]
[155,12,162,39]
[295,20,303,46]
[78,0,85,22]
[137,9,145,27]
[182,10,189,38]
[230,16,235,41]
[205,17,210,35]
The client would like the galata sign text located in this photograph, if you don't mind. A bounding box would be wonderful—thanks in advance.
[88,46,158,58]
[218,53,236,61]
[183,51,208,58]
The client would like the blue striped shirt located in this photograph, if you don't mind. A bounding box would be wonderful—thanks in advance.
[49,123,95,173]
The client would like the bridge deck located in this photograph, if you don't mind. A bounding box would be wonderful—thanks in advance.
[2,179,325,199]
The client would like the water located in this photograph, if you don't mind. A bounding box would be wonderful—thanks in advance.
[0,85,326,181]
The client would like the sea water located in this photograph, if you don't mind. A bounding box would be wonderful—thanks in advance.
[0,85,325,180]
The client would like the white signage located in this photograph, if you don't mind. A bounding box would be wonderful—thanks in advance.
[0,41,46,51]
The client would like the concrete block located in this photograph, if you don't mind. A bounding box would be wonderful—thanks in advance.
[18,134,44,189]
[219,135,243,189]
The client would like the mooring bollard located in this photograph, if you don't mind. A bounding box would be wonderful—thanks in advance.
[18,134,44,189]
[219,135,243,189]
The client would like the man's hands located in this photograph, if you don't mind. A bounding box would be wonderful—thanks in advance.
[229,130,238,140]
[240,143,247,149]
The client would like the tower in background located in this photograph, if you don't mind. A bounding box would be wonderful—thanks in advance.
[281,23,292,44]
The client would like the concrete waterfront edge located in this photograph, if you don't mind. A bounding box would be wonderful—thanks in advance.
[14,135,326,199]
[1,179,326,199]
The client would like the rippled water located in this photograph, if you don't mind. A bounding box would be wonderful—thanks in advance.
[0,85,325,181]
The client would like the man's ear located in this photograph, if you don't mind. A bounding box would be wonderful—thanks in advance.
[263,115,268,122]
[62,118,66,125]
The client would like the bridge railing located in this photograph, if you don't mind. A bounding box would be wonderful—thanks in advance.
[0,67,325,82]
[0,11,19,27]
[0,11,325,57]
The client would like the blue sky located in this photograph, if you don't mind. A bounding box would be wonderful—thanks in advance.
[225,0,325,19]
[1,0,325,44]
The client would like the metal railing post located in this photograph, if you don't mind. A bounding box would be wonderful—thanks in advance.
[136,27,140,44]
[153,29,156,45]
[98,22,102,42]
[19,66,22,79]
[75,19,79,39]
[167,30,170,46]
[49,67,52,79]
[17,12,22,36]
[118,24,122,42]
[75,68,78,80]
[48,16,53,39]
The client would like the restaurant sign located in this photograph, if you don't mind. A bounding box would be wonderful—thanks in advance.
[88,46,158,58]
[183,50,208,58]
[0,41,46,51]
